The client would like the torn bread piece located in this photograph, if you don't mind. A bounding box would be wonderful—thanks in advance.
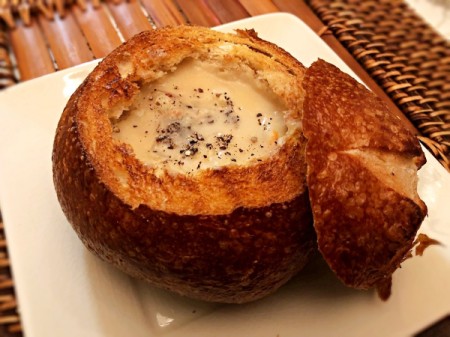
[302,59,427,294]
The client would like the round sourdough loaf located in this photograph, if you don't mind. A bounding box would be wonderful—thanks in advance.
[52,26,315,303]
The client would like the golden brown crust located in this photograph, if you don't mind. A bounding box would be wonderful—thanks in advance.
[303,59,427,290]
[69,26,307,215]
[305,151,424,288]
[302,60,425,161]
[53,26,314,303]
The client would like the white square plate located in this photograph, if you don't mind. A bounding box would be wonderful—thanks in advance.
[0,13,449,337]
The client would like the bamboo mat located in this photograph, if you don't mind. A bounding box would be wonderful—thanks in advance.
[0,0,449,336]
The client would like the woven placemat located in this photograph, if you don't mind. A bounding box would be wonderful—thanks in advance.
[0,215,20,337]
[308,0,450,171]
[0,24,15,89]
[0,1,449,336]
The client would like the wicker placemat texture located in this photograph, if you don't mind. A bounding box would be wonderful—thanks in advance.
[0,1,449,337]
[0,24,15,89]
[308,0,450,171]
[0,216,21,337]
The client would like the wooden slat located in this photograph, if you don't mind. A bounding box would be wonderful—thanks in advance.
[0,7,15,28]
[7,323,21,334]
[9,18,55,80]
[204,0,249,24]
[0,47,13,69]
[107,0,153,41]
[38,13,94,69]
[237,0,279,16]
[72,2,122,58]
[272,0,313,18]
[174,0,220,27]
[139,0,186,27]
[0,30,15,88]
[0,217,21,337]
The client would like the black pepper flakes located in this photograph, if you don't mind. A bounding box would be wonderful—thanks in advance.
[156,126,177,150]
[166,122,181,133]
[215,134,233,150]
[193,132,204,141]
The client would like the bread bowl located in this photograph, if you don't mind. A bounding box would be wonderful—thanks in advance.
[52,26,427,303]
[52,26,315,303]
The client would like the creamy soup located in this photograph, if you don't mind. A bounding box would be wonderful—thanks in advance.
[112,58,288,174]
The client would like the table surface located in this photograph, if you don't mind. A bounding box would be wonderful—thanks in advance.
[0,0,449,336]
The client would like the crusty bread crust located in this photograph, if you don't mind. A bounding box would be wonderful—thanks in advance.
[303,59,427,290]
[69,26,307,216]
[52,26,315,303]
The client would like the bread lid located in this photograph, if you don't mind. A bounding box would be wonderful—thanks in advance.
[302,60,427,294]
